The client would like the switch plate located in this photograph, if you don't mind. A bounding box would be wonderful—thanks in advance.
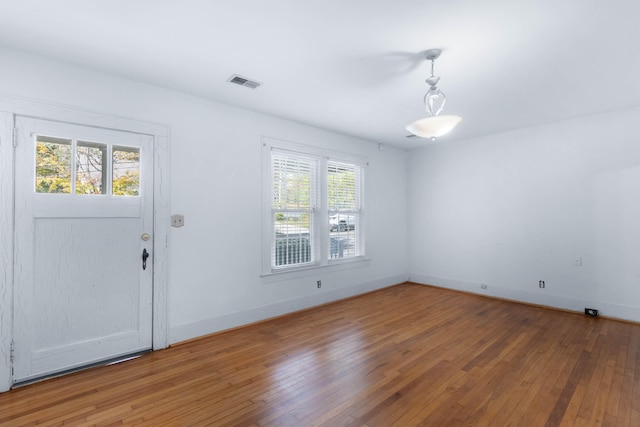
[171,214,184,227]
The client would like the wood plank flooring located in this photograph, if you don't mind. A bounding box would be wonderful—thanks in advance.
[1,283,639,426]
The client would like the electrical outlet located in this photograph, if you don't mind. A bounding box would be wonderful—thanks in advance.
[539,280,545,289]
[585,308,598,317]
[317,280,321,289]
[480,284,488,289]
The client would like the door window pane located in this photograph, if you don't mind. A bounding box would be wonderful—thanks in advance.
[36,136,72,193]
[113,146,140,196]
[76,141,107,194]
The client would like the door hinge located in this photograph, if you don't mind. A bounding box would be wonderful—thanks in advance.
[12,127,17,147]
[10,340,15,363]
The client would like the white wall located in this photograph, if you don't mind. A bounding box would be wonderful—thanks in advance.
[0,46,408,356]
[408,107,640,321]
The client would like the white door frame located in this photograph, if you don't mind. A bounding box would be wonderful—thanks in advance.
[0,94,170,392]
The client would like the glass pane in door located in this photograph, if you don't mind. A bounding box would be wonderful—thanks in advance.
[76,141,107,194]
[113,146,140,196]
[35,136,72,193]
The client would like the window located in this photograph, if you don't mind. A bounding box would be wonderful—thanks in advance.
[272,151,317,268]
[36,136,72,193]
[76,141,107,194]
[264,139,365,273]
[328,160,362,259]
[113,146,141,196]
[35,134,140,196]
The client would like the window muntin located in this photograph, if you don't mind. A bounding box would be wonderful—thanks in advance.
[267,145,364,272]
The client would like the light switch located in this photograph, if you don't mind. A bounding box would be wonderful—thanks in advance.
[171,214,184,227]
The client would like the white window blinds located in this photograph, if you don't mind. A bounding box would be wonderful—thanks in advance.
[328,161,360,211]
[327,160,362,259]
[271,151,317,268]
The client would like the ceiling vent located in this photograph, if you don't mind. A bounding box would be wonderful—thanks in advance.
[228,74,262,89]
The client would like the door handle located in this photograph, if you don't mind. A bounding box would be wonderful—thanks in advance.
[142,248,149,270]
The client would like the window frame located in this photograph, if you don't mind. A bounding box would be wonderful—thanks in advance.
[262,137,367,276]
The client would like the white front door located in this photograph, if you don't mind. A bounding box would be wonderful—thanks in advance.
[12,117,154,384]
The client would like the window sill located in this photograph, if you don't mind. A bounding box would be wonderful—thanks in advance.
[261,256,371,283]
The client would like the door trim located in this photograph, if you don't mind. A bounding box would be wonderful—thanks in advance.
[0,94,170,392]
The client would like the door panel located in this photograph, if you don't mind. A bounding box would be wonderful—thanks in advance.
[13,117,153,384]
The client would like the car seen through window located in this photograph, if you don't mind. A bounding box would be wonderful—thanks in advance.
[329,214,355,232]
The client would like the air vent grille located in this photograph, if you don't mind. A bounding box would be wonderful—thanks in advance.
[228,74,262,89]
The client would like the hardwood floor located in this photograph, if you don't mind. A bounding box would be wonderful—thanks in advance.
[1,283,639,426]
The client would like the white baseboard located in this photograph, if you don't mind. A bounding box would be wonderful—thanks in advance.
[169,274,409,344]
[409,273,640,323]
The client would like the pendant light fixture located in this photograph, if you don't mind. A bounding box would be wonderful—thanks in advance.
[406,49,462,140]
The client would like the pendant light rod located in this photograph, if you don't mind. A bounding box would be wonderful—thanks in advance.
[425,49,441,82]
[424,49,442,92]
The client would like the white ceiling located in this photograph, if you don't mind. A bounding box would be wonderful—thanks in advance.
[0,0,638,148]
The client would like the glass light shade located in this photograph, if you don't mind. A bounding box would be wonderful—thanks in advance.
[406,115,462,139]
